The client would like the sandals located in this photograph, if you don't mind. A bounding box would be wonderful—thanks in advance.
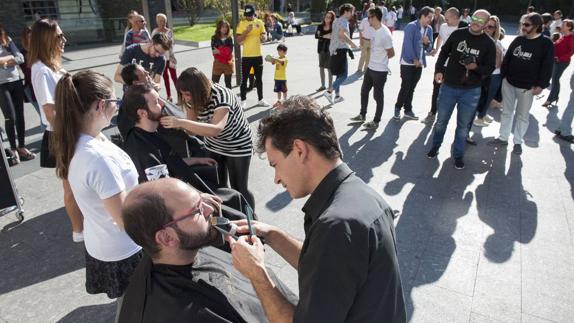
[16,147,36,161]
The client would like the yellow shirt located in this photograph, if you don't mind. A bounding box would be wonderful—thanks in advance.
[236,18,265,57]
[274,57,288,80]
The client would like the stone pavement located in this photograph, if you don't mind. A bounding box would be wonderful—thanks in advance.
[1,31,573,322]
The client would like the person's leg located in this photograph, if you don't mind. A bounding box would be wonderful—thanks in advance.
[479,74,502,118]
[224,74,232,89]
[558,74,574,136]
[512,87,534,145]
[319,66,326,88]
[372,70,388,123]
[395,65,413,109]
[431,85,458,150]
[212,72,223,85]
[162,66,171,98]
[498,79,518,141]
[454,87,481,158]
[327,69,333,90]
[169,66,178,88]
[431,79,441,115]
[474,76,491,119]
[62,179,84,234]
[0,83,17,150]
[10,81,26,148]
[227,156,255,209]
[404,66,422,113]
[240,58,251,101]
[360,69,374,117]
[253,56,264,101]
[332,58,348,95]
[547,62,569,103]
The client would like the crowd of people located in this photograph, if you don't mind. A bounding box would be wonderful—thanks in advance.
[1,1,574,322]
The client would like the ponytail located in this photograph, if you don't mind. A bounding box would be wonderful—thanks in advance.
[51,70,113,179]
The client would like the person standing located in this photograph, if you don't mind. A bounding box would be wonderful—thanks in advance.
[385,7,398,33]
[19,27,42,123]
[124,15,151,48]
[427,10,496,169]
[431,7,446,45]
[357,3,375,73]
[324,3,358,104]
[0,24,35,163]
[489,13,554,155]
[29,19,84,242]
[315,11,335,91]
[350,7,395,129]
[462,8,472,24]
[423,7,469,124]
[160,67,255,209]
[211,20,234,89]
[410,5,417,21]
[550,10,563,34]
[555,71,574,142]
[396,5,404,30]
[228,105,406,322]
[152,13,177,102]
[543,19,574,108]
[393,6,434,121]
[52,71,142,320]
[236,5,269,108]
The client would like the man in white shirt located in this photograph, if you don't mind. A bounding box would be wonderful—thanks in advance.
[396,5,404,29]
[350,7,395,129]
[550,10,563,34]
[357,3,376,73]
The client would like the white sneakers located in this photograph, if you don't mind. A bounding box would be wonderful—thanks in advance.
[258,99,270,107]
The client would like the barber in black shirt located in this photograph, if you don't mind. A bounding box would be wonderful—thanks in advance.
[427,9,496,170]
[227,103,406,323]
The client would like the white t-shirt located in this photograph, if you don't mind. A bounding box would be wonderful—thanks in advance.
[550,19,562,34]
[31,61,64,131]
[368,25,394,72]
[68,134,141,262]
[492,40,506,75]
[359,17,375,39]
[385,11,397,28]
[438,23,458,45]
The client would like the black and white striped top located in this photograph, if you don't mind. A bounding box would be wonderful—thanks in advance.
[197,83,253,157]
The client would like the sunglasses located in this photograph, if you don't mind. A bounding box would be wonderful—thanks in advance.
[471,16,487,25]
[162,200,214,229]
[522,22,533,27]
[485,25,496,29]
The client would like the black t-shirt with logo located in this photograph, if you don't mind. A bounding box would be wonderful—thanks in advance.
[501,35,555,89]
[435,28,496,88]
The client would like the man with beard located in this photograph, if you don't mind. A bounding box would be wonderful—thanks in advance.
[119,178,297,323]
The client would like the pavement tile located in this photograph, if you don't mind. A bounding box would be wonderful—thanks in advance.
[409,285,472,323]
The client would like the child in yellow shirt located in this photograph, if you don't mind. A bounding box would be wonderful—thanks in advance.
[266,43,288,105]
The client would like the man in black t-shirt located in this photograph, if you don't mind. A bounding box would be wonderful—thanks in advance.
[427,9,496,170]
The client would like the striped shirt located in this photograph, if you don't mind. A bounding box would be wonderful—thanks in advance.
[198,83,253,157]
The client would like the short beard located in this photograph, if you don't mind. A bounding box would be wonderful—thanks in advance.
[469,27,483,36]
[147,110,162,122]
[174,225,219,251]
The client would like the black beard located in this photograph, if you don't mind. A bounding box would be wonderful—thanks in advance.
[174,225,219,251]
[148,110,162,122]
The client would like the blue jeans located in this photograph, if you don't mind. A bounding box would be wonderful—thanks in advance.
[431,84,481,158]
[548,61,570,102]
[477,74,502,118]
[558,73,574,136]
[332,60,348,95]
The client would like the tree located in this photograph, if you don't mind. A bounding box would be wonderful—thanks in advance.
[177,0,203,25]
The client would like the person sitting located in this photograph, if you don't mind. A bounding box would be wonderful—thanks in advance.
[270,15,284,41]
[286,12,302,35]
[119,178,298,323]
[121,83,251,219]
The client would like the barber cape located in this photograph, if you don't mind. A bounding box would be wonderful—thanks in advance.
[119,247,298,323]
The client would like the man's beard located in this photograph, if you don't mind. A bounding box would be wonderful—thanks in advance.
[174,225,219,251]
[148,109,162,122]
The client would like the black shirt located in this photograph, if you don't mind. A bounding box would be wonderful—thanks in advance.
[435,28,496,89]
[295,163,406,323]
[315,24,332,54]
[501,34,555,89]
[119,247,298,323]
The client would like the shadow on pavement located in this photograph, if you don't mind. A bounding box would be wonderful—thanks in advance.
[57,302,116,323]
[559,142,574,200]
[0,207,85,295]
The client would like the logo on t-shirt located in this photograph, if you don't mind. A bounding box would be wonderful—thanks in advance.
[512,45,533,60]
[456,40,481,56]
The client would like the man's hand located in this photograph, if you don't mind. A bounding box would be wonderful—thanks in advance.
[465,62,478,70]
[430,49,438,56]
[414,59,422,68]
[532,86,543,95]
[435,72,444,84]
[232,219,276,239]
[422,35,430,46]
[159,116,181,129]
[245,24,254,33]
[229,235,267,282]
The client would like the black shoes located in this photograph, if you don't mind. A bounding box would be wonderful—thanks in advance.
[427,147,439,159]
[454,157,465,170]
[513,144,522,155]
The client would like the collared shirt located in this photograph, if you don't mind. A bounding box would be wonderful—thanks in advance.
[329,16,350,55]
[294,163,406,323]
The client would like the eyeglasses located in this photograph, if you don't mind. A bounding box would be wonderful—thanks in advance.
[486,25,496,29]
[162,200,213,229]
[522,22,533,27]
[103,98,121,111]
[471,16,487,25]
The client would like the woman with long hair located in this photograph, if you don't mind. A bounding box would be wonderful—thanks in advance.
[152,13,177,101]
[473,16,505,127]
[0,24,35,163]
[543,19,574,108]
[19,26,42,122]
[160,67,255,209]
[52,70,141,317]
[211,20,234,89]
[315,10,335,92]
[29,19,84,242]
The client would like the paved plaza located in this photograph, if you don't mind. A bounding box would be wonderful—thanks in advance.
[0,31,573,322]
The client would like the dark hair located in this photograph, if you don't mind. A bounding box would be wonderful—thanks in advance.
[52,70,114,179]
[542,13,553,25]
[215,20,231,39]
[321,10,336,29]
[176,67,211,114]
[369,7,383,22]
[277,43,287,52]
[121,63,140,86]
[555,10,563,17]
[152,32,171,50]
[527,6,535,13]
[257,107,341,160]
[0,24,8,47]
[123,191,173,259]
[21,26,32,51]
[525,13,544,33]
[418,6,434,19]
[563,19,574,32]
[123,83,154,123]
[28,19,61,70]
[339,3,355,16]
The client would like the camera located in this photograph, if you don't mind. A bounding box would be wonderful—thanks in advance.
[459,53,476,66]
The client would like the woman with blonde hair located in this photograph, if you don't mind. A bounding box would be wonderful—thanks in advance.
[52,70,141,318]
[152,13,177,101]
[29,19,84,242]
[473,15,505,127]
[211,20,234,89]
[0,24,35,163]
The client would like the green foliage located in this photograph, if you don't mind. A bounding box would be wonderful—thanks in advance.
[173,23,216,42]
